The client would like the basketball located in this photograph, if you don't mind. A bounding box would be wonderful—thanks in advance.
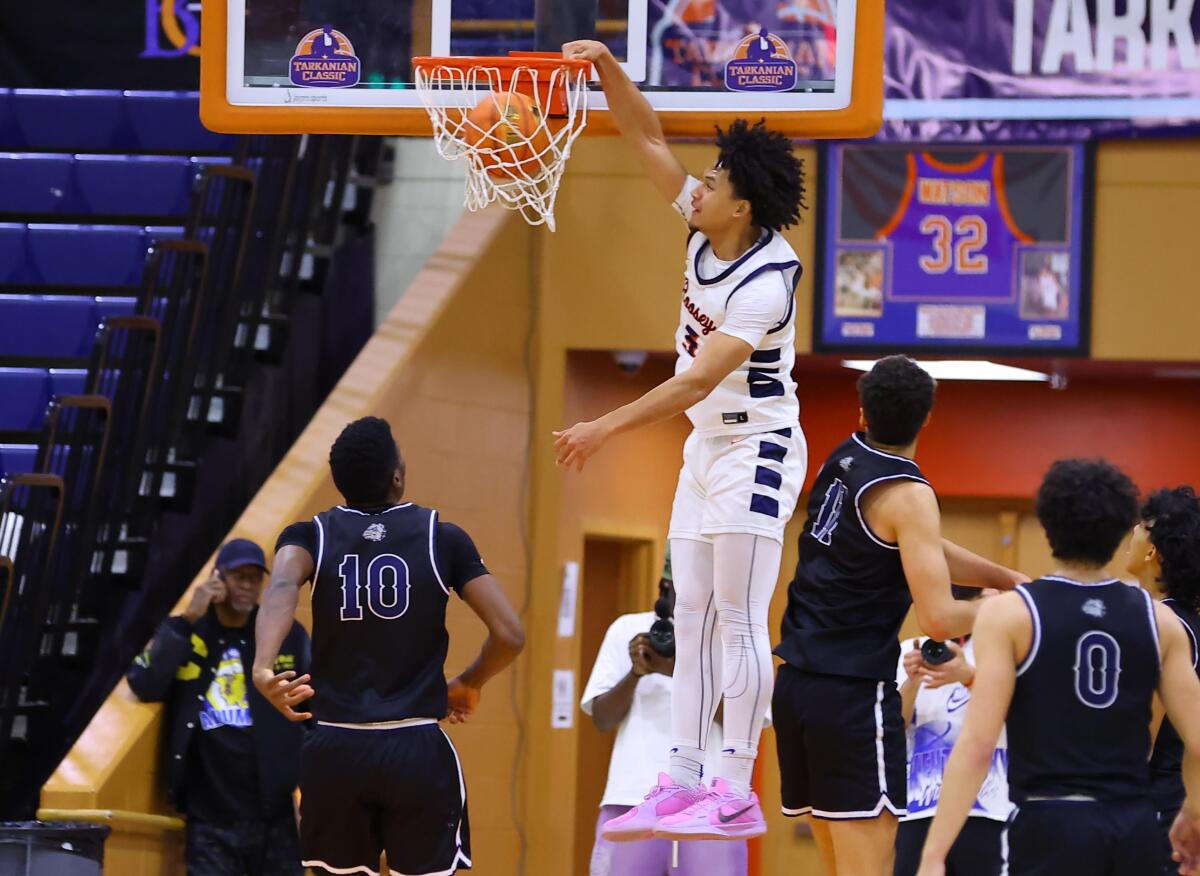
[462,92,546,179]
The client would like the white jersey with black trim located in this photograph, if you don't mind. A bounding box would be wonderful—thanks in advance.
[673,176,802,437]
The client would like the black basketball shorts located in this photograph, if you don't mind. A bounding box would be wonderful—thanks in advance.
[1005,797,1158,876]
[772,663,907,819]
[300,722,471,876]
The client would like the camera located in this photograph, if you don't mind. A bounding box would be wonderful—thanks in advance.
[921,639,955,666]
[647,591,675,658]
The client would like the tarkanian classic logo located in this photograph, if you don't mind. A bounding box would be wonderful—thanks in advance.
[290,26,361,88]
[725,29,798,92]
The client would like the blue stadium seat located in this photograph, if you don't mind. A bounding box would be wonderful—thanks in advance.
[0,369,48,430]
[0,153,74,213]
[1,91,236,153]
[74,155,195,216]
[0,224,24,280]
[0,154,231,218]
[0,90,16,148]
[14,224,184,286]
[0,295,137,357]
[0,368,88,430]
[124,92,236,152]
[0,444,37,476]
[11,90,127,151]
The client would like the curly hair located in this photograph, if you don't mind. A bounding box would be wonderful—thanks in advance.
[1141,486,1200,611]
[857,355,936,446]
[715,119,807,231]
[329,416,404,506]
[1035,459,1139,567]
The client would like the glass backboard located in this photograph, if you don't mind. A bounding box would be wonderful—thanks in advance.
[200,0,884,137]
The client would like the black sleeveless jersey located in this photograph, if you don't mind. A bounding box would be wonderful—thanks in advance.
[1149,598,1200,814]
[306,503,459,724]
[1007,577,1160,803]
[775,433,930,681]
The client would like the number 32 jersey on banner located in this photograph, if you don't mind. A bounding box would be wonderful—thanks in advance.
[879,152,1032,303]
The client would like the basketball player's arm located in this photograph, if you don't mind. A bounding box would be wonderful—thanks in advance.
[251,545,316,721]
[561,40,686,203]
[554,332,752,471]
[916,596,1020,876]
[1154,602,1200,873]
[447,574,525,723]
[887,484,980,641]
[941,539,1028,591]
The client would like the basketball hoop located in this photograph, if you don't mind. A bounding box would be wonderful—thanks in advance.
[412,53,591,232]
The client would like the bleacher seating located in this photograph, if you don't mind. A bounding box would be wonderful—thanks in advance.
[0,90,235,153]
[0,295,137,358]
[0,368,87,431]
[0,224,184,286]
[0,87,384,818]
[0,154,230,218]
[0,446,37,476]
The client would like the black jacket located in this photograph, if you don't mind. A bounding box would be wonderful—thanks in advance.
[127,606,311,815]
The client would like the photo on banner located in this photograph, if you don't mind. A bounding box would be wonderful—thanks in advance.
[815,143,1092,355]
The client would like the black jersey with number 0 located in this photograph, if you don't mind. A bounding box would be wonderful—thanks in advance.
[1149,598,1200,814]
[1007,577,1160,803]
[298,503,465,724]
[775,433,930,681]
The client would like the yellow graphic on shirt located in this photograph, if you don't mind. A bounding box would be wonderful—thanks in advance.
[199,647,254,731]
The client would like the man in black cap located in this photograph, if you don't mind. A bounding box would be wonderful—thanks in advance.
[128,538,311,876]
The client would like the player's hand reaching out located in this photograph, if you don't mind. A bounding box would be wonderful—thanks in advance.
[562,40,612,65]
[446,676,481,724]
[252,667,314,722]
[553,419,612,472]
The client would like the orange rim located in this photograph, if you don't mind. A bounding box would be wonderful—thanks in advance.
[411,52,591,75]
[412,52,591,117]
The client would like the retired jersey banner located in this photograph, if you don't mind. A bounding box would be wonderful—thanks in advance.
[816,143,1090,354]
[883,0,1200,140]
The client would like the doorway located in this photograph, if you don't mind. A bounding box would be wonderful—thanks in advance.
[573,535,656,876]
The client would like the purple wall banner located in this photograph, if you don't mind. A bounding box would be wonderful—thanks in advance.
[816,143,1090,354]
[882,0,1200,139]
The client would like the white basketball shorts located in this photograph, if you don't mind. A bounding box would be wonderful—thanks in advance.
[668,426,808,544]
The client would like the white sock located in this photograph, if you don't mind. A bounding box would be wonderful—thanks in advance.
[667,744,705,788]
[667,537,722,789]
[712,533,782,798]
[716,746,757,798]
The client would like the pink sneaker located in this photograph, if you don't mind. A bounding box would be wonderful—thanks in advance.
[653,777,767,841]
[600,773,706,842]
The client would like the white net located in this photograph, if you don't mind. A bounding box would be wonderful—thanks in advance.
[413,60,589,232]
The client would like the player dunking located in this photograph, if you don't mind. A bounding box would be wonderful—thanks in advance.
[774,355,1025,876]
[252,417,525,876]
[916,461,1200,876]
[557,40,807,840]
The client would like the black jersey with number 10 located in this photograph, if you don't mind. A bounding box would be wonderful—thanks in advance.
[308,503,456,725]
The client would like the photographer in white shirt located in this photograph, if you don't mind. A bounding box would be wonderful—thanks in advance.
[581,559,750,876]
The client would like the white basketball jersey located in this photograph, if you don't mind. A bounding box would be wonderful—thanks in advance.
[674,229,802,436]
